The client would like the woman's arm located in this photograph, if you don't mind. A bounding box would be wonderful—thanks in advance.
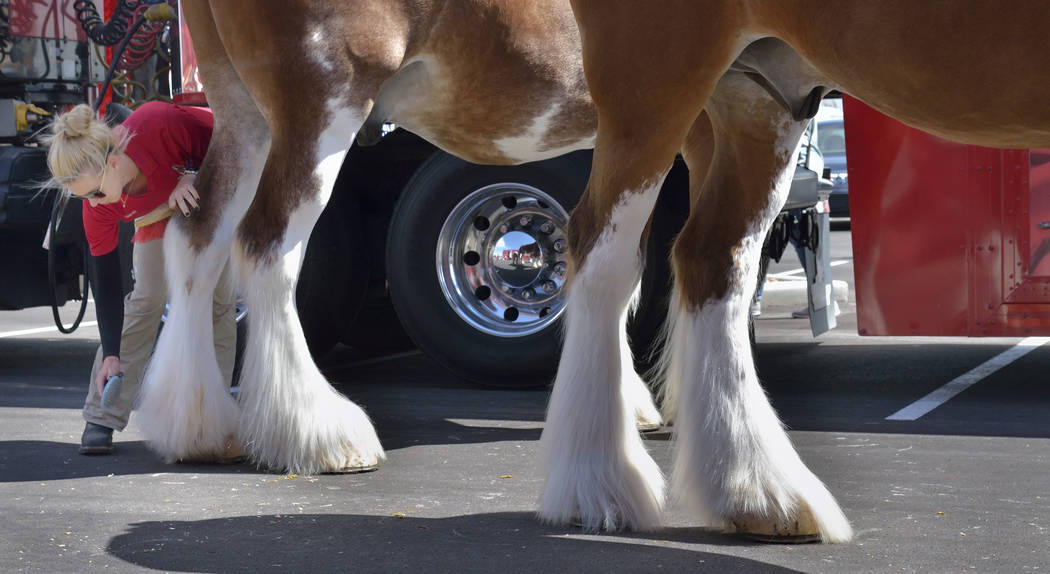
[88,249,124,394]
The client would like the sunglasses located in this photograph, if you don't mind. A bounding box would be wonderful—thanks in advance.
[70,162,107,200]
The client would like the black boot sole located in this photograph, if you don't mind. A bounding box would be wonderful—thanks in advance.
[78,445,114,455]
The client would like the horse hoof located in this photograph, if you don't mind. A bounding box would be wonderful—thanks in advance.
[177,436,247,465]
[568,512,625,531]
[636,422,662,433]
[730,508,822,544]
[176,454,247,465]
[319,449,381,475]
[322,463,380,475]
[738,530,822,544]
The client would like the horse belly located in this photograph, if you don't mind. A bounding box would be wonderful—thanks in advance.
[379,0,598,165]
[485,102,597,164]
[389,65,597,165]
[774,2,1050,148]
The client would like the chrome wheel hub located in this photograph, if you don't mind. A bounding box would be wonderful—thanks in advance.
[436,183,570,337]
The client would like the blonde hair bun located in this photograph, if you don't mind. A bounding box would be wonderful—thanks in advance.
[52,104,99,139]
[46,104,130,185]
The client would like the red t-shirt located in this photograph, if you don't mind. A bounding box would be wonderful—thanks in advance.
[82,101,213,256]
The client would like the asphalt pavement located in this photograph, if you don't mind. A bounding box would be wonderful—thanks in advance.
[2,227,1048,573]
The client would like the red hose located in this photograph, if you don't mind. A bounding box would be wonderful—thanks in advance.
[114,3,168,72]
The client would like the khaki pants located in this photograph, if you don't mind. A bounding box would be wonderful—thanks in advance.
[82,239,237,431]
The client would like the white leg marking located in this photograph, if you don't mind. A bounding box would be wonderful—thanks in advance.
[137,132,270,463]
[538,180,665,532]
[236,249,384,474]
[666,291,852,543]
[662,112,852,543]
[623,283,661,430]
[235,105,385,474]
[137,225,240,462]
[672,289,852,541]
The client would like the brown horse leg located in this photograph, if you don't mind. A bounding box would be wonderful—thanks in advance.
[536,137,672,531]
[229,105,386,474]
[202,1,404,474]
[137,0,271,463]
[666,73,852,543]
[536,12,728,528]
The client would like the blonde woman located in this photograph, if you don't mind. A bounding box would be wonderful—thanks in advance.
[47,102,236,455]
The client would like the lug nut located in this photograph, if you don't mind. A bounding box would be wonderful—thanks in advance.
[539,221,554,234]
[553,239,566,253]
[499,224,509,234]
[543,280,557,293]
[553,262,567,277]
[522,288,535,300]
[519,215,533,226]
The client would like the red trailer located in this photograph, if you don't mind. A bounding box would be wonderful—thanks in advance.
[845,95,1050,337]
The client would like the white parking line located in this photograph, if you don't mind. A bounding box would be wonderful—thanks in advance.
[886,337,1050,421]
[769,259,851,279]
[0,321,98,339]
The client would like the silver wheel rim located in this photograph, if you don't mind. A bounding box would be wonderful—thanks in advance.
[436,183,570,338]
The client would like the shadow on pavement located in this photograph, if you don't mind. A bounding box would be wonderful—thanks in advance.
[0,338,95,409]
[107,512,804,573]
[326,352,549,450]
[0,440,262,482]
[0,422,542,481]
[371,418,543,451]
[2,337,545,452]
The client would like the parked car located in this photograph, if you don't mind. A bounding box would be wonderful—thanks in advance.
[816,109,849,218]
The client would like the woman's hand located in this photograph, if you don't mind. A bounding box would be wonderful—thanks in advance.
[95,355,121,396]
[168,173,199,217]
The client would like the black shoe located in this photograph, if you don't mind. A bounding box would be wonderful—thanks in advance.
[79,422,114,455]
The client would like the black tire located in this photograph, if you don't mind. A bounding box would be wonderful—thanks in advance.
[628,160,689,375]
[295,187,369,359]
[386,151,591,387]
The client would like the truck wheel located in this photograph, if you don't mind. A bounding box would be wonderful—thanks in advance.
[387,151,590,387]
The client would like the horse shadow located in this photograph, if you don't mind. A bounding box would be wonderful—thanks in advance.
[106,512,805,573]
[371,417,543,452]
[322,351,548,451]
[0,338,544,483]
[0,410,544,482]
[0,440,261,483]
